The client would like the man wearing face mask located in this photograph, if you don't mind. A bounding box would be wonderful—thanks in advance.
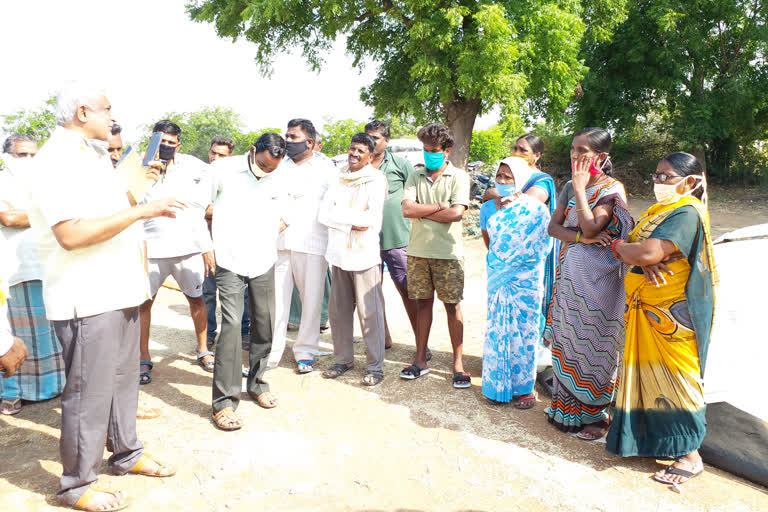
[400,123,471,389]
[270,118,337,374]
[138,120,215,385]
[207,133,288,430]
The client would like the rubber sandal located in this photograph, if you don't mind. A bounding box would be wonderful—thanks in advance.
[400,364,429,380]
[127,453,176,477]
[297,360,315,374]
[452,372,471,389]
[0,398,22,416]
[512,393,536,410]
[213,407,242,431]
[653,458,703,485]
[139,360,153,385]
[73,485,130,511]
[196,350,215,373]
[323,363,352,379]
[362,373,383,386]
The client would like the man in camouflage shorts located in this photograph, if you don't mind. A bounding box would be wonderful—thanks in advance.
[400,123,471,388]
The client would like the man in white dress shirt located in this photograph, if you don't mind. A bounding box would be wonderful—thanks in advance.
[208,133,288,431]
[271,118,337,373]
[23,82,178,510]
[138,120,215,383]
[319,133,388,385]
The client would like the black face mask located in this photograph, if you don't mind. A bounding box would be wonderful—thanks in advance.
[158,143,176,162]
[285,140,308,160]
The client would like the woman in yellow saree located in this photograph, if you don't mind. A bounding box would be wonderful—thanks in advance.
[608,152,716,486]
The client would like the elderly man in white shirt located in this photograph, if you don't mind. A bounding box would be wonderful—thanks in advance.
[22,83,181,510]
[318,133,388,386]
[270,118,337,373]
[138,120,215,384]
[207,133,288,431]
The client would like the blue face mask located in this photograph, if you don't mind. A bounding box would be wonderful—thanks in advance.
[423,151,445,171]
[495,181,516,197]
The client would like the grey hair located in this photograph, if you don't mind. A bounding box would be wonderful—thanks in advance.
[55,82,107,126]
[2,133,37,154]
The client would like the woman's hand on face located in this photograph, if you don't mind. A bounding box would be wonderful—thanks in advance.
[571,155,591,190]
[581,231,612,247]
[642,262,674,287]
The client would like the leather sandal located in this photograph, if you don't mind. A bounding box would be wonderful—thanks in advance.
[73,485,130,511]
[128,453,176,477]
[213,407,242,431]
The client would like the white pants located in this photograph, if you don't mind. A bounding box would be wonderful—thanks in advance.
[271,250,328,362]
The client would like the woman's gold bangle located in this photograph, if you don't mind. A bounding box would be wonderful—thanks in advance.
[575,231,581,243]
[575,208,587,212]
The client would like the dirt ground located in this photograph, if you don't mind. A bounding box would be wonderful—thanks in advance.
[2,194,767,512]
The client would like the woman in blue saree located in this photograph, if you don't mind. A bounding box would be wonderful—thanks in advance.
[480,155,557,408]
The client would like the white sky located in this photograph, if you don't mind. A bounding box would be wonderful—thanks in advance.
[0,0,495,144]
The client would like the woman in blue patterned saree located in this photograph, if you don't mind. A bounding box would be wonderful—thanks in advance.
[480,155,556,409]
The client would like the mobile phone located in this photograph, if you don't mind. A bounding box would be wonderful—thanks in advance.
[116,145,133,167]
[142,132,163,167]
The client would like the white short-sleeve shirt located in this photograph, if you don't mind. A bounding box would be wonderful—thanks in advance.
[0,158,43,286]
[22,127,150,321]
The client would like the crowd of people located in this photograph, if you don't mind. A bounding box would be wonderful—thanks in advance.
[0,82,716,510]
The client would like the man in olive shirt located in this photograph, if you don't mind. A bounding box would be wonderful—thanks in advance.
[365,121,417,348]
[400,123,471,389]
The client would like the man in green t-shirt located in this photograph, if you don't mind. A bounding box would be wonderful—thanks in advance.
[365,121,417,349]
[400,123,471,389]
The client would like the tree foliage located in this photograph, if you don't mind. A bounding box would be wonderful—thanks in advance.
[469,126,511,164]
[1,96,57,146]
[187,0,628,167]
[139,106,280,161]
[320,118,366,156]
[576,0,768,180]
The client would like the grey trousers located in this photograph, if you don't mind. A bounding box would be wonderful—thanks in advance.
[213,265,275,412]
[328,265,386,376]
[53,307,143,505]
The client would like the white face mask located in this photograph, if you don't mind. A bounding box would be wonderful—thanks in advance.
[248,152,269,178]
[653,175,706,205]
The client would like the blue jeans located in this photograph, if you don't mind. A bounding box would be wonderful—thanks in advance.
[203,273,250,341]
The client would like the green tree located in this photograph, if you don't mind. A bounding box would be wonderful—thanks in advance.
[320,118,366,156]
[469,126,511,163]
[576,0,768,181]
[187,0,627,168]
[1,96,57,146]
[139,107,281,161]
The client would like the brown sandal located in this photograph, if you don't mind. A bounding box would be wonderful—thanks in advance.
[213,407,242,431]
[255,392,278,409]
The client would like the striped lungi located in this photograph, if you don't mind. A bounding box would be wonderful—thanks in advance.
[1,280,65,401]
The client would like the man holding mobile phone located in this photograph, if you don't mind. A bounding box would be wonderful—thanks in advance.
[22,82,180,510]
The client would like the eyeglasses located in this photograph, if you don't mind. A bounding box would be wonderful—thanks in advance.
[650,173,683,183]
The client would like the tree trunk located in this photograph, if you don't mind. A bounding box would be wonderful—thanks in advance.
[443,98,481,170]
[706,137,735,184]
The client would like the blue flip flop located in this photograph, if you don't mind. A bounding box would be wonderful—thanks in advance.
[140,360,153,385]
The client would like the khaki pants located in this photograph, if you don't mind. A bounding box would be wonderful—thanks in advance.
[328,265,386,376]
